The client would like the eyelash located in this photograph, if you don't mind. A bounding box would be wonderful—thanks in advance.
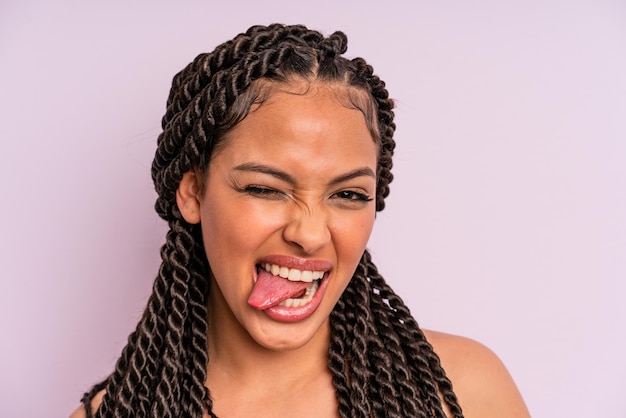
[242,185,372,203]
[332,190,373,202]
[243,185,283,197]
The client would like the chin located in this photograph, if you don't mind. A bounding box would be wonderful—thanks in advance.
[248,314,330,352]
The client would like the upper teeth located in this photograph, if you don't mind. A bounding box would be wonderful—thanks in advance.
[262,263,325,283]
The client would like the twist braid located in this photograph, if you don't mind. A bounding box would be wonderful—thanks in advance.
[366,253,464,417]
[342,259,372,417]
[328,298,353,417]
[365,286,414,414]
[82,23,462,418]
[360,281,403,416]
[151,219,196,417]
[184,254,210,416]
[327,250,463,417]
[350,57,396,211]
[368,281,424,416]
[85,215,208,417]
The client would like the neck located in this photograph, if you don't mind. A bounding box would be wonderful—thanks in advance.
[205,283,332,392]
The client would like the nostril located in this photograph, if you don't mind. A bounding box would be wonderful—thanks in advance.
[282,214,331,254]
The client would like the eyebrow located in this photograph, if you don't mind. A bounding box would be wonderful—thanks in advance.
[233,163,376,185]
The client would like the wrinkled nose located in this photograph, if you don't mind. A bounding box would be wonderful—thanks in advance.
[282,207,331,254]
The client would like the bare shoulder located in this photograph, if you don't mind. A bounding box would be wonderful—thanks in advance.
[68,389,105,418]
[423,329,531,418]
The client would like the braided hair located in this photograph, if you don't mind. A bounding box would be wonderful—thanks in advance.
[81,23,464,418]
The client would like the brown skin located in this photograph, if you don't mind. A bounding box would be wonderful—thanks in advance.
[183,83,374,418]
[70,83,530,418]
[189,84,378,354]
[424,330,531,418]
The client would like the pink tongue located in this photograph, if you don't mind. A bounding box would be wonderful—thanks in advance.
[248,268,311,310]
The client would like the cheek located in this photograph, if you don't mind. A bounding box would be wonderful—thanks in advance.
[201,197,287,263]
[331,210,376,261]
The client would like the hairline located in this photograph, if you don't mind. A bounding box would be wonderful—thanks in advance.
[195,76,381,196]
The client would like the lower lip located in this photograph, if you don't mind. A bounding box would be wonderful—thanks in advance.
[262,275,330,323]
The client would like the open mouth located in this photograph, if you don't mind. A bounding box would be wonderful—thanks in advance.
[248,262,328,311]
[260,262,325,282]
[259,263,323,308]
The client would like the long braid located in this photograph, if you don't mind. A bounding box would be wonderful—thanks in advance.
[365,273,417,415]
[366,251,464,417]
[328,298,352,417]
[341,260,373,417]
[179,224,210,417]
[329,250,464,417]
[86,218,203,417]
[352,257,405,417]
[350,57,395,212]
[152,220,191,417]
[82,23,464,417]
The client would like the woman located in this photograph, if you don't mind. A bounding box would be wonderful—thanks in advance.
[72,23,529,418]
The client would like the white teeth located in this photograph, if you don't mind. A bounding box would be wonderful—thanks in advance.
[259,263,325,307]
[301,270,313,282]
[262,263,325,283]
[287,269,301,282]
[279,266,289,278]
[278,280,320,307]
[271,264,280,275]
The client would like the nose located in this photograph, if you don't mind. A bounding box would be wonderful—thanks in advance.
[282,205,331,254]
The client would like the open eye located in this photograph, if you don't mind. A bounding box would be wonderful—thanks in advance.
[336,190,371,201]
[332,190,373,203]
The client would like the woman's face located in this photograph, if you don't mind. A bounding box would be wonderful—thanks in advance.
[195,82,378,351]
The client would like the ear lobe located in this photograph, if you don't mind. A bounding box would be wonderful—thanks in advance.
[176,171,202,224]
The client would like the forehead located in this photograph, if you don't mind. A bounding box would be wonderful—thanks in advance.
[220,78,379,142]
[212,83,378,175]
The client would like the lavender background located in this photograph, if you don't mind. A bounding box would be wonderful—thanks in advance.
[1,1,625,417]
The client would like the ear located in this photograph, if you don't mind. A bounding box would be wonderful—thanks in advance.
[176,171,202,224]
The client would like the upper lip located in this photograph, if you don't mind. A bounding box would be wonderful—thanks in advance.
[257,255,332,272]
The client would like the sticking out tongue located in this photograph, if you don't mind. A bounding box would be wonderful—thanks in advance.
[248,267,312,310]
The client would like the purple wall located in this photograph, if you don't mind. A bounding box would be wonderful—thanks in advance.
[1,1,625,416]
